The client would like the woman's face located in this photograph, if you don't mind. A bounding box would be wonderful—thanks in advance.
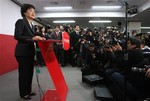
[41,27,45,32]
[24,8,35,20]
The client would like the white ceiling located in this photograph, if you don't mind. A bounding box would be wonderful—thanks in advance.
[16,0,147,12]
[14,0,150,32]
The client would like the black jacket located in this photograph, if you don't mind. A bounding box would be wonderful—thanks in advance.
[51,31,62,40]
[127,49,150,92]
[70,31,81,52]
[51,31,62,47]
[14,18,35,56]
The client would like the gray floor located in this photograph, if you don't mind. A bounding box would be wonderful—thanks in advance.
[0,66,95,101]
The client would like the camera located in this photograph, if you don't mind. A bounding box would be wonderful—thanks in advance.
[104,45,112,49]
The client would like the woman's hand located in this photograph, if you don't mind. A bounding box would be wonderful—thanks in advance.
[145,68,150,78]
[32,36,46,41]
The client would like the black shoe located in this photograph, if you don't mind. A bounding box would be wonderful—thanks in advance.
[21,95,31,100]
[61,64,65,67]
[72,64,76,67]
[29,92,36,96]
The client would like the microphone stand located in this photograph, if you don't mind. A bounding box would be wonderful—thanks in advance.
[123,1,129,101]
[36,17,51,27]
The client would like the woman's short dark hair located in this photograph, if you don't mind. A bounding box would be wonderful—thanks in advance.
[39,26,46,33]
[21,4,35,17]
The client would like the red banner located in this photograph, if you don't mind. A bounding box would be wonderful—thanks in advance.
[38,40,68,101]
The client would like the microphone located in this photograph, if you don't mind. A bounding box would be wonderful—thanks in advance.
[36,17,42,21]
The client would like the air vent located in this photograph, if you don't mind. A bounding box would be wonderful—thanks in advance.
[106,0,116,4]
[49,2,59,5]
[79,1,86,4]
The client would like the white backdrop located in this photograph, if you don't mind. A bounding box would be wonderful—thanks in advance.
[0,0,22,35]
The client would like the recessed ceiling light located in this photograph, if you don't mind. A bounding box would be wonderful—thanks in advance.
[147,32,150,33]
[89,20,112,23]
[106,26,112,29]
[43,6,73,10]
[53,20,75,23]
[92,6,121,9]
[141,27,150,29]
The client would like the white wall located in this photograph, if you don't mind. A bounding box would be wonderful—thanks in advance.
[0,0,43,35]
[0,2,2,33]
[128,22,141,34]
[0,0,22,35]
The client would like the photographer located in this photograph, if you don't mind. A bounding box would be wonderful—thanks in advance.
[103,42,124,75]
[109,37,150,99]
[80,36,88,67]
[82,43,100,75]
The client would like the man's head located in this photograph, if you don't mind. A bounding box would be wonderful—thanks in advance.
[74,24,80,32]
[47,26,53,33]
[89,43,95,51]
[60,25,64,32]
[55,25,60,32]
[127,37,141,50]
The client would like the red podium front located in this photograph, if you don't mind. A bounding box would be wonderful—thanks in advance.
[38,39,68,101]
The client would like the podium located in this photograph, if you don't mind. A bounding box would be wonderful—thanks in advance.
[38,39,68,101]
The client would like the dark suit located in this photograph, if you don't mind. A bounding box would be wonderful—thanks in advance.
[14,18,35,97]
[51,31,62,40]
[70,31,81,66]
[51,32,62,63]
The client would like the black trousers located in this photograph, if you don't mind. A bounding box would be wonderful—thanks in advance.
[36,51,45,66]
[53,45,61,63]
[16,56,34,97]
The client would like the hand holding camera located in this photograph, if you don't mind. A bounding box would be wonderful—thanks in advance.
[104,45,113,52]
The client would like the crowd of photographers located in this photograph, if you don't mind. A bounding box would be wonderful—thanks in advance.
[34,24,150,100]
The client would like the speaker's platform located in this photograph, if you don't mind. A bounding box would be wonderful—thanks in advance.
[94,86,114,101]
